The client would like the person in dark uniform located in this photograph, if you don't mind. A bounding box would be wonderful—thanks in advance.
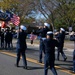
[0,27,1,48]
[5,28,12,49]
[55,28,67,61]
[1,28,4,48]
[70,31,75,73]
[43,31,59,75]
[10,29,13,48]
[16,25,27,69]
[37,23,50,63]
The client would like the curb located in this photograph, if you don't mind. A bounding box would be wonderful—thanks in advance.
[27,43,74,52]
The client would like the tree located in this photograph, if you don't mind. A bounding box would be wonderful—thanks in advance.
[33,0,57,31]
[35,0,75,30]
[0,0,75,30]
[54,0,75,30]
[0,0,35,24]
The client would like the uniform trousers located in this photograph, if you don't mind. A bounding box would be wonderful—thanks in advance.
[57,43,66,60]
[39,39,45,62]
[16,49,27,67]
[44,54,58,75]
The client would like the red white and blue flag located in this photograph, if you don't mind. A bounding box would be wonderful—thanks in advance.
[11,14,20,26]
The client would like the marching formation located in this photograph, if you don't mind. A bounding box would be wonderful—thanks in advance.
[0,23,75,75]
[0,27,13,49]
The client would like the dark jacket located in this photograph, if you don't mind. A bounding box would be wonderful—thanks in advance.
[70,34,75,50]
[16,31,27,50]
[1,31,4,41]
[44,38,59,61]
[70,35,75,41]
[5,31,12,42]
[56,31,65,44]
[37,27,50,38]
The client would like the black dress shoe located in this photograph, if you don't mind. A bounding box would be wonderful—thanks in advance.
[64,57,67,61]
[39,60,42,63]
[23,66,27,69]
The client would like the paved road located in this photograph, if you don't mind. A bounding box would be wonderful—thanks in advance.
[0,39,75,75]
[0,44,75,75]
[0,51,72,75]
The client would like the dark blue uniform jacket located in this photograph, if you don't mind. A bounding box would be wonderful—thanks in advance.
[43,39,59,61]
[56,31,65,44]
[37,27,50,38]
[70,35,75,41]
[17,31,27,51]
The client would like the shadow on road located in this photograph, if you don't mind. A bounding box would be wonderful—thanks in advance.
[27,66,44,70]
[16,66,44,70]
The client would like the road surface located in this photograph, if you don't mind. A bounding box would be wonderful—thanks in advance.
[0,44,75,75]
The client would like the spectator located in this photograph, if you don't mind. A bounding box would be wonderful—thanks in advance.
[1,28,4,48]
[5,28,12,50]
[30,32,37,45]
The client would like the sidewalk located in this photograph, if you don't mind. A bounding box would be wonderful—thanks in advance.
[27,43,74,52]
[11,39,74,52]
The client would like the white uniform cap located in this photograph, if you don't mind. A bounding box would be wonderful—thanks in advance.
[20,25,27,30]
[47,31,53,35]
[60,28,65,31]
[44,23,50,28]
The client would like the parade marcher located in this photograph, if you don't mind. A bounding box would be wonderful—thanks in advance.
[43,31,59,75]
[16,25,27,69]
[37,23,50,63]
[1,28,4,48]
[55,28,67,61]
[70,31,75,73]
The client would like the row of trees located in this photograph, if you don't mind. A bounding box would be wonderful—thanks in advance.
[35,0,75,30]
[0,0,75,30]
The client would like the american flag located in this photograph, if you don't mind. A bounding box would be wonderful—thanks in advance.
[11,14,20,26]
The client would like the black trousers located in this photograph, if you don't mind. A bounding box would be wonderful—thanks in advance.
[31,40,33,44]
